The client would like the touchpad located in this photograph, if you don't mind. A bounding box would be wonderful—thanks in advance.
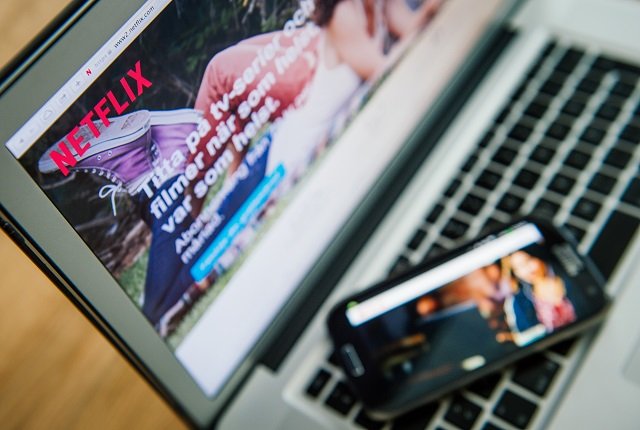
[624,336,640,387]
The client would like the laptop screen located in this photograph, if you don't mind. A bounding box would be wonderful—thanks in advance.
[4,0,504,396]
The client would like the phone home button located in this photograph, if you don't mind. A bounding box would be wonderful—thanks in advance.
[341,344,365,377]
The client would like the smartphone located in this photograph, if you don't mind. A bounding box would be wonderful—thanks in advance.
[327,218,610,418]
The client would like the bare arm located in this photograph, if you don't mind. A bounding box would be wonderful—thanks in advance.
[326,0,387,81]
[385,0,441,39]
[501,256,518,293]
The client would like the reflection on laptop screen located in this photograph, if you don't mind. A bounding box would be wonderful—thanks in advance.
[4,0,502,396]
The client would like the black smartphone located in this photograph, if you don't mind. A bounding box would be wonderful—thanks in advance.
[327,218,610,418]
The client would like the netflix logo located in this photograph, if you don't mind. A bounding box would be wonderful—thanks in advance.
[49,60,153,176]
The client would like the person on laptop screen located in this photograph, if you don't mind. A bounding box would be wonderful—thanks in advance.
[28,0,441,366]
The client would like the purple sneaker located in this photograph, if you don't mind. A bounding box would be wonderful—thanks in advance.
[39,110,153,188]
[149,109,201,165]
[38,109,202,214]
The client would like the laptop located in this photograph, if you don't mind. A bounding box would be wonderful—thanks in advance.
[1,0,639,428]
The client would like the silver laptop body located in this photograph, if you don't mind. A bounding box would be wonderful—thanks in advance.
[1,0,639,428]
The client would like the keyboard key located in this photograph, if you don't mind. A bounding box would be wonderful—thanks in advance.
[612,138,636,154]
[594,55,630,74]
[442,219,469,240]
[564,149,590,169]
[604,148,631,169]
[510,82,528,101]
[479,130,495,148]
[533,199,560,218]
[355,408,386,430]
[589,210,640,279]
[444,395,482,430]
[564,223,586,243]
[512,354,560,396]
[571,197,601,221]
[467,372,501,399]
[325,381,357,415]
[561,98,586,117]
[306,368,331,398]
[526,46,551,79]
[533,93,552,109]
[546,121,571,140]
[509,123,533,142]
[576,77,599,94]
[497,193,524,213]
[482,422,505,430]
[582,67,605,85]
[548,174,576,194]
[540,41,557,60]
[530,145,556,164]
[476,170,501,190]
[622,177,640,207]
[389,255,411,277]
[494,391,538,429]
[540,78,562,96]
[445,179,462,197]
[508,122,533,142]
[426,204,446,225]
[575,140,596,154]
[616,60,640,79]
[481,217,503,234]
[596,102,621,122]
[559,112,578,128]
[407,229,427,251]
[556,48,584,74]
[588,173,616,195]
[592,55,616,72]
[524,100,548,119]
[493,147,518,166]
[619,122,640,143]
[460,194,485,215]
[495,105,511,124]
[603,93,626,109]
[462,154,479,172]
[423,243,447,261]
[611,80,635,98]
[391,402,438,430]
[549,69,570,85]
[580,126,606,145]
[514,169,540,189]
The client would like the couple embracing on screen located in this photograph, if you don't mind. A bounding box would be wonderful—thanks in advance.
[39,0,442,336]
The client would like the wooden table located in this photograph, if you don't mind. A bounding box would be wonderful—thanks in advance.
[0,2,187,429]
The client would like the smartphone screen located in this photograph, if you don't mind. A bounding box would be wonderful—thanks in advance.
[328,220,608,414]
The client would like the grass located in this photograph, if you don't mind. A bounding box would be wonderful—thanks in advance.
[116,126,331,348]
[117,249,149,306]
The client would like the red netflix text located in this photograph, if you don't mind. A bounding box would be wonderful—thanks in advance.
[49,60,153,176]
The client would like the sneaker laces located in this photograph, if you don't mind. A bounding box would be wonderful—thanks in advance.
[98,183,124,217]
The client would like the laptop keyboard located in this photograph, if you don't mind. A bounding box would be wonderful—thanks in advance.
[304,41,640,429]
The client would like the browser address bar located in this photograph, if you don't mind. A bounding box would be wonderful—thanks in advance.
[6,0,172,158]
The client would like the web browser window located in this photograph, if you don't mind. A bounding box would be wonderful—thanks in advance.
[5,0,502,396]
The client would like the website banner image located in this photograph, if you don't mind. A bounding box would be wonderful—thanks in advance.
[14,0,447,392]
